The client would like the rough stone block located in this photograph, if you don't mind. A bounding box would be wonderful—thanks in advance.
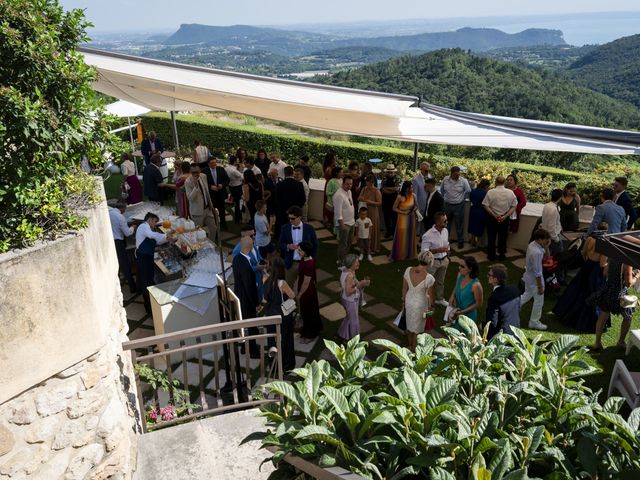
[34,382,78,417]
[65,443,105,480]
[9,399,36,425]
[52,421,85,450]
[25,415,60,444]
[0,444,47,476]
[57,362,85,379]
[97,397,124,440]
[81,357,111,390]
[31,448,72,479]
[67,390,104,420]
[90,441,130,480]
[0,425,14,457]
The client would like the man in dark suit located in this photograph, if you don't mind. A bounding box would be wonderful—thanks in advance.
[275,166,306,239]
[232,236,261,358]
[484,264,520,339]
[614,176,637,230]
[279,206,318,286]
[423,178,444,231]
[202,157,230,229]
[140,131,164,166]
[143,154,173,204]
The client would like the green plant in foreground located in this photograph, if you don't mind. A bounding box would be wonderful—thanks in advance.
[245,317,640,479]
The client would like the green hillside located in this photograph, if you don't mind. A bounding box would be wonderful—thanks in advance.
[567,34,640,108]
[313,48,640,130]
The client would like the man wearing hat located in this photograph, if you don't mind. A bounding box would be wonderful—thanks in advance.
[381,164,399,239]
[440,166,471,249]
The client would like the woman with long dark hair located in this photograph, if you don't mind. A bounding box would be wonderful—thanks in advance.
[559,182,581,231]
[255,148,270,177]
[242,169,263,222]
[263,257,296,371]
[448,256,484,323]
[296,241,323,341]
[390,181,417,261]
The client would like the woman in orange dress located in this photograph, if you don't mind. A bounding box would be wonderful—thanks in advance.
[358,173,382,253]
[390,181,417,261]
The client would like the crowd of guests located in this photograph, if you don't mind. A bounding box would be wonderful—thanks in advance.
[113,134,640,362]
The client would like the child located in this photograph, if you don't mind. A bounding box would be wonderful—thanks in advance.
[254,200,273,259]
[355,206,373,261]
[521,228,551,330]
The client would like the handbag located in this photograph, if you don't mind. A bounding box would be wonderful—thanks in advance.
[393,308,407,331]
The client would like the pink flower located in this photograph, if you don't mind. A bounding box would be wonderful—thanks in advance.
[160,405,176,422]
[148,407,158,422]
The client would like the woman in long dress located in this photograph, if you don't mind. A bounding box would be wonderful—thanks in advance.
[338,254,370,341]
[402,251,435,351]
[507,174,527,233]
[448,256,483,323]
[559,182,581,231]
[242,169,263,223]
[390,181,417,261]
[468,179,490,247]
[296,241,323,341]
[554,231,606,332]
[358,174,382,253]
[263,257,296,371]
[121,153,142,204]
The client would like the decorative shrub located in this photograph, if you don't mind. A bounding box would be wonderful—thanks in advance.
[0,0,114,253]
[246,318,640,479]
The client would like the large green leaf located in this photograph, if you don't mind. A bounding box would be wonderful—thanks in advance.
[628,407,640,431]
[320,386,349,420]
[548,335,579,358]
[488,441,513,480]
[425,378,458,410]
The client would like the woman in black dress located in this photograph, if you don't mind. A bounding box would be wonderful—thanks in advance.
[263,257,296,371]
[242,169,263,223]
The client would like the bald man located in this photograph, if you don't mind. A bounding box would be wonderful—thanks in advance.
[482,175,517,261]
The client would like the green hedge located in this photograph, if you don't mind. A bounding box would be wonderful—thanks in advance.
[135,113,625,205]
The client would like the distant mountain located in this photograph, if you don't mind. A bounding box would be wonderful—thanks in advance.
[481,45,595,70]
[566,34,640,108]
[163,24,566,57]
[335,27,566,52]
[312,49,640,130]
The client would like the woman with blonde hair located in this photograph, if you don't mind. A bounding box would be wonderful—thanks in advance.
[338,254,370,341]
[402,250,435,351]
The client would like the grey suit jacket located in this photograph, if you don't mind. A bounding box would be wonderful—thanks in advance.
[185,173,214,217]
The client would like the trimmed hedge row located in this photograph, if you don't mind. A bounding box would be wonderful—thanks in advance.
[135,113,625,205]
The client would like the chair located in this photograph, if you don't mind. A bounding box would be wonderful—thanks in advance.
[608,359,640,409]
[626,329,640,356]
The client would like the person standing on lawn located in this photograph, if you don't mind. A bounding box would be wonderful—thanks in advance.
[483,175,517,261]
[440,166,471,249]
[521,228,551,331]
[421,211,450,307]
[334,176,356,266]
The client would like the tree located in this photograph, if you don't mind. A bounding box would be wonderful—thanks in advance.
[0,0,112,252]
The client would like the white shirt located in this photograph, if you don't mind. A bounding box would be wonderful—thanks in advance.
[440,176,471,204]
[271,160,288,180]
[250,165,261,176]
[333,188,355,226]
[226,165,244,187]
[355,217,372,239]
[291,224,303,261]
[523,241,545,285]
[300,179,310,202]
[421,226,449,259]
[135,222,168,249]
[482,185,517,216]
[193,145,210,164]
[121,160,136,177]
[541,201,562,241]
[109,207,133,241]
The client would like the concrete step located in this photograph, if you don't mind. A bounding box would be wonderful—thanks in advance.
[133,408,274,480]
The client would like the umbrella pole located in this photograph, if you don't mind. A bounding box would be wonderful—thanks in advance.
[413,142,419,171]
[170,111,180,154]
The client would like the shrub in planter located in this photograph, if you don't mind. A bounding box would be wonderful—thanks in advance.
[246,318,640,479]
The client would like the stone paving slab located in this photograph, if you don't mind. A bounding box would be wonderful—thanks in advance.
[365,303,398,319]
[219,230,236,241]
[451,243,474,253]
[320,302,346,322]
[127,326,155,341]
[126,302,148,322]
[315,269,332,283]
[381,240,393,251]
[317,291,331,306]
[511,258,526,269]
[324,280,342,293]
[358,317,376,334]
[363,328,404,343]
[315,229,334,239]
[308,221,325,229]
[322,239,338,245]
[370,255,390,266]
[294,335,319,353]
[505,248,523,258]
[465,251,490,264]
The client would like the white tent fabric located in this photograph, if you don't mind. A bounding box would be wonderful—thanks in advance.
[82,48,640,155]
[105,100,150,117]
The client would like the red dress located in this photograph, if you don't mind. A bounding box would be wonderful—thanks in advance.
[297,258,323,339]
[509,187,527,233]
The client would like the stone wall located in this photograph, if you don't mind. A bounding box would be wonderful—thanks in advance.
[0,184,139,479]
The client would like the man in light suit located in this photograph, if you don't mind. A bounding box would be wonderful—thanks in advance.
[412,162,433,235]
[279,205,318,287]
[185,163,218,242]
[613,176,637,230]
[587,188,627,235]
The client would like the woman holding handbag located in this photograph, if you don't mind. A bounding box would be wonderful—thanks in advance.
[338,254,370,341]
[402,250,435,351]
[263,257,296,371]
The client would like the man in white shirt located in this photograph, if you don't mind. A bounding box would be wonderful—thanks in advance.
[334,176,356,266]
[521,228,551,330]
[269,152,288,181]
[482,175,517,261]
[412,162,433,236]
[109,199,136,293]
[421,211,450,306]
[541,189,563,256]
[440,166,471,249]
[135,212,172,313]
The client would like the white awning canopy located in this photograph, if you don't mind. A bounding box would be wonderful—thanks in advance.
[105,99,150,117]
[82,47,640,155]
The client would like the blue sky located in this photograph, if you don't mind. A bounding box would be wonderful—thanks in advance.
[60,0,640,32]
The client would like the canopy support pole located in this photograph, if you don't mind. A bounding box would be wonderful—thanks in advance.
[170,110,180,154]
[413,142,419,171]
[126,116,139,176]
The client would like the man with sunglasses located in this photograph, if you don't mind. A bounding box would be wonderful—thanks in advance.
[279,206,318,287]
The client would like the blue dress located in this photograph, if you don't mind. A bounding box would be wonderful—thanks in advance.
[454,275,479,322]
[468,188,488,237]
